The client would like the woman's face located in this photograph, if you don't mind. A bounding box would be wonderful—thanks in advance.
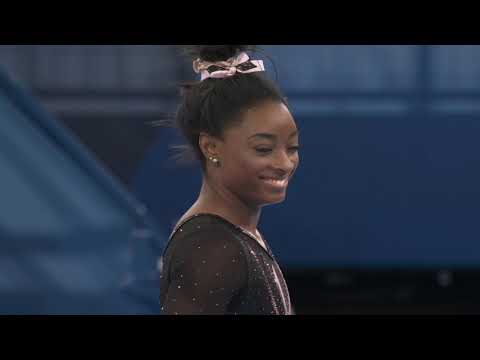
[217,101,300,208]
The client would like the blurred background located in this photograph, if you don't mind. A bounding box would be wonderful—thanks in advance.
[2,45,480,314]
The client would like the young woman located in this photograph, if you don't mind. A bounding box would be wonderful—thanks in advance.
[159,45,300,315]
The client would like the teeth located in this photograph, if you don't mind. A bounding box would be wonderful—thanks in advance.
[262,178,287,186]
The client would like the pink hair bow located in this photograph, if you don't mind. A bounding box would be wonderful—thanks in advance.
[193,52,265,81]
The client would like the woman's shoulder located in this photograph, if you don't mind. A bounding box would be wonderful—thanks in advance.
[172,213,236,236]
[173,215,249,252]
[165,213,249,266]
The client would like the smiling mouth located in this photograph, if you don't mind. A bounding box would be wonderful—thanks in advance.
[259,177,289,188]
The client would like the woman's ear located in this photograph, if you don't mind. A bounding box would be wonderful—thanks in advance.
[199,132,220,160]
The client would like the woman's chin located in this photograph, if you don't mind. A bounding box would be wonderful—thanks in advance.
[260,193,287,207]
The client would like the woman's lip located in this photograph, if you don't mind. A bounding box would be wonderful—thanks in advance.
[259,177,289,189]
[259,176,289,181]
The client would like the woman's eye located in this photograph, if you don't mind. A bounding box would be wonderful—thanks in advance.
[256,148,273,154]
[289,146,300,152]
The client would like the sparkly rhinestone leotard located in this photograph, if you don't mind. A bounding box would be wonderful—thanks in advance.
[159,214,292,315]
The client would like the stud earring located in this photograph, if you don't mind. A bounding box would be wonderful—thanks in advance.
[209,156,220,167]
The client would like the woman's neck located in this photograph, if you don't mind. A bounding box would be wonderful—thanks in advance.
[189,179,262,234]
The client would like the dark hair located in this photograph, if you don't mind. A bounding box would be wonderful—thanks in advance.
[172,45,287,171]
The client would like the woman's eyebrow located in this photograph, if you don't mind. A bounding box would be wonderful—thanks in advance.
[249,133,276,141]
